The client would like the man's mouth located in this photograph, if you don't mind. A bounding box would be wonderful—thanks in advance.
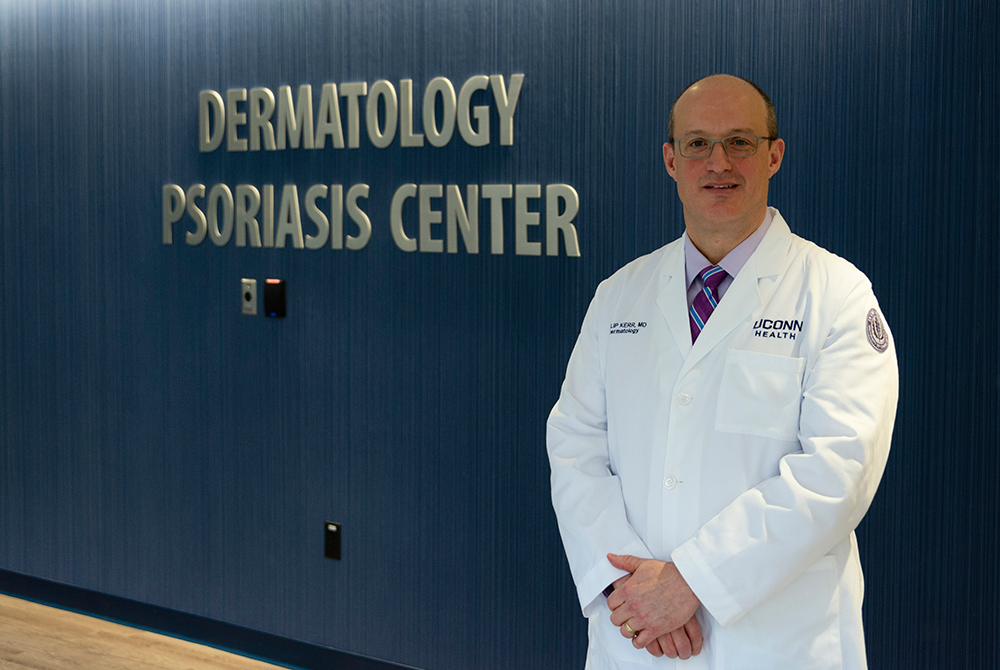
[705,184,738,189]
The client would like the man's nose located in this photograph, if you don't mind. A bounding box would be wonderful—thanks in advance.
[705,141,732,170]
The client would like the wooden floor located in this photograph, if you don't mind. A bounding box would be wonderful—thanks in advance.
[0,594,290,670]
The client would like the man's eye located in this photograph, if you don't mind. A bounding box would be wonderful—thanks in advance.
[686,138,708,148]
[729,137,752,147]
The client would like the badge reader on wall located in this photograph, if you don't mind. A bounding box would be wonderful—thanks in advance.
[264,278,286,318]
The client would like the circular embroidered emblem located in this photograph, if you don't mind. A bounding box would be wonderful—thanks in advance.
[866,308,888,353]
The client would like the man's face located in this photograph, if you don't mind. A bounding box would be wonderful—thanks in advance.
[663,77,784,235]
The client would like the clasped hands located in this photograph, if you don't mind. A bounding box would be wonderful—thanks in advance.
[605,553,704,660]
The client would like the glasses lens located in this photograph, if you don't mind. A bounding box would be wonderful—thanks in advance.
[724,135,758,157]
[680,137,711,158]
[678,135,761,158]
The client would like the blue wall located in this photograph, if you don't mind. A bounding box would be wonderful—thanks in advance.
[1,1,997,668]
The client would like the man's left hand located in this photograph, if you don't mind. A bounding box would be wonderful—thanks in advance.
[606,553,702,650]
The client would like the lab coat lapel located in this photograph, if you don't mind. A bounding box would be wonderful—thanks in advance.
[681,214,792,372]
[656,242,693,359]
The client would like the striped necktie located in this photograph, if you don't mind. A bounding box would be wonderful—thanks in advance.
[690,265,727,343]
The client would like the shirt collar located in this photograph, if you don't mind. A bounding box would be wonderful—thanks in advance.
[684,208,773,287]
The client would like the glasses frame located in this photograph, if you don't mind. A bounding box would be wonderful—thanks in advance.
[672,134,778,159]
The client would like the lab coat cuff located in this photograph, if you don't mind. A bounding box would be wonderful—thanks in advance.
[578,539,652,618]
[671,542,745,628]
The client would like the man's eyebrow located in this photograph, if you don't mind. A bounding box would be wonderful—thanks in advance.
[680,128,758,136]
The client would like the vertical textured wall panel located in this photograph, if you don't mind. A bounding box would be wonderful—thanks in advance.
[1,0,997,668]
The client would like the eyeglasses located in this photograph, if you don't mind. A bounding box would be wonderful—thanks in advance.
[673,134,776,159]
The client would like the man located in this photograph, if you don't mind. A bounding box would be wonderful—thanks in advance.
[546,74,898,669]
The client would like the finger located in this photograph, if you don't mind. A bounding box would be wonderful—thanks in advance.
[620,622,635,640]
[670,627,692,660]
[632,628,658,650]
[606,574,631,610]
[658,633,678,658]
[685,616,704,656]
[607,553,643,572]
[644,639,664,657]
[609,605,632,627]
[606,589,623,611]
[606,592,621,611]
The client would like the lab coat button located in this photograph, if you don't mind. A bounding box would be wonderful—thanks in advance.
[663,476,677,489]
[677,392,692,405]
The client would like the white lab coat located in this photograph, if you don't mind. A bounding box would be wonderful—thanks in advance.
[547,209,898,670]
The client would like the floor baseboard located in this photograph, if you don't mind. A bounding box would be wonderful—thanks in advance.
[0,568,416,670]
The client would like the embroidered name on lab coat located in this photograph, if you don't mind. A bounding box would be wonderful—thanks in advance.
[752,318,803,340]
[609,321,647,335]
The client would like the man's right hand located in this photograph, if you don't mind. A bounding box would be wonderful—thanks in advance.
[605,574,703,659]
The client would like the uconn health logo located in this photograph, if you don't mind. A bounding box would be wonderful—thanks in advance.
[753,318,803,340]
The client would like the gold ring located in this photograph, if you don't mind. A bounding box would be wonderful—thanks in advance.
[624,620,637,635]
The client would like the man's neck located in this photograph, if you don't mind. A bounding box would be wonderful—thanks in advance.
[685,210,767,264]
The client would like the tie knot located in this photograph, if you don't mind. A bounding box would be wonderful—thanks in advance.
[699,265,727,290]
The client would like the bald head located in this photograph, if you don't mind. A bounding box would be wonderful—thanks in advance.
[668,75,777,142]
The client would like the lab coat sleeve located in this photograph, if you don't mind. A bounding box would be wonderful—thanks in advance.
[671,276,899,627]
[547,289,655,617]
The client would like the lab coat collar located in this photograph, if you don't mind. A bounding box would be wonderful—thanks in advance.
[656,207,793,369]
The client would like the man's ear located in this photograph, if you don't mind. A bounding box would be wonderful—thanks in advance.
[663,141,678,180]
[767,138,785,177]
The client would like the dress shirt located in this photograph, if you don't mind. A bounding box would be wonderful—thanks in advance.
[684,209,773,308]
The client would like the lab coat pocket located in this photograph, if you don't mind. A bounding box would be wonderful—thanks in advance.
[588,613,652,666]
[715,350,805,441]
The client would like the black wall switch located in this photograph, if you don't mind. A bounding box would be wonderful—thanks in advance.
[324,521,341,560]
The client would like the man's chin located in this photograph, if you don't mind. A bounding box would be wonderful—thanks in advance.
[697,201,747,224]
[685,201,767,235]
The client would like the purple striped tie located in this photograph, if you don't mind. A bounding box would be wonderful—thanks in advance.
[690,265,727,343]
